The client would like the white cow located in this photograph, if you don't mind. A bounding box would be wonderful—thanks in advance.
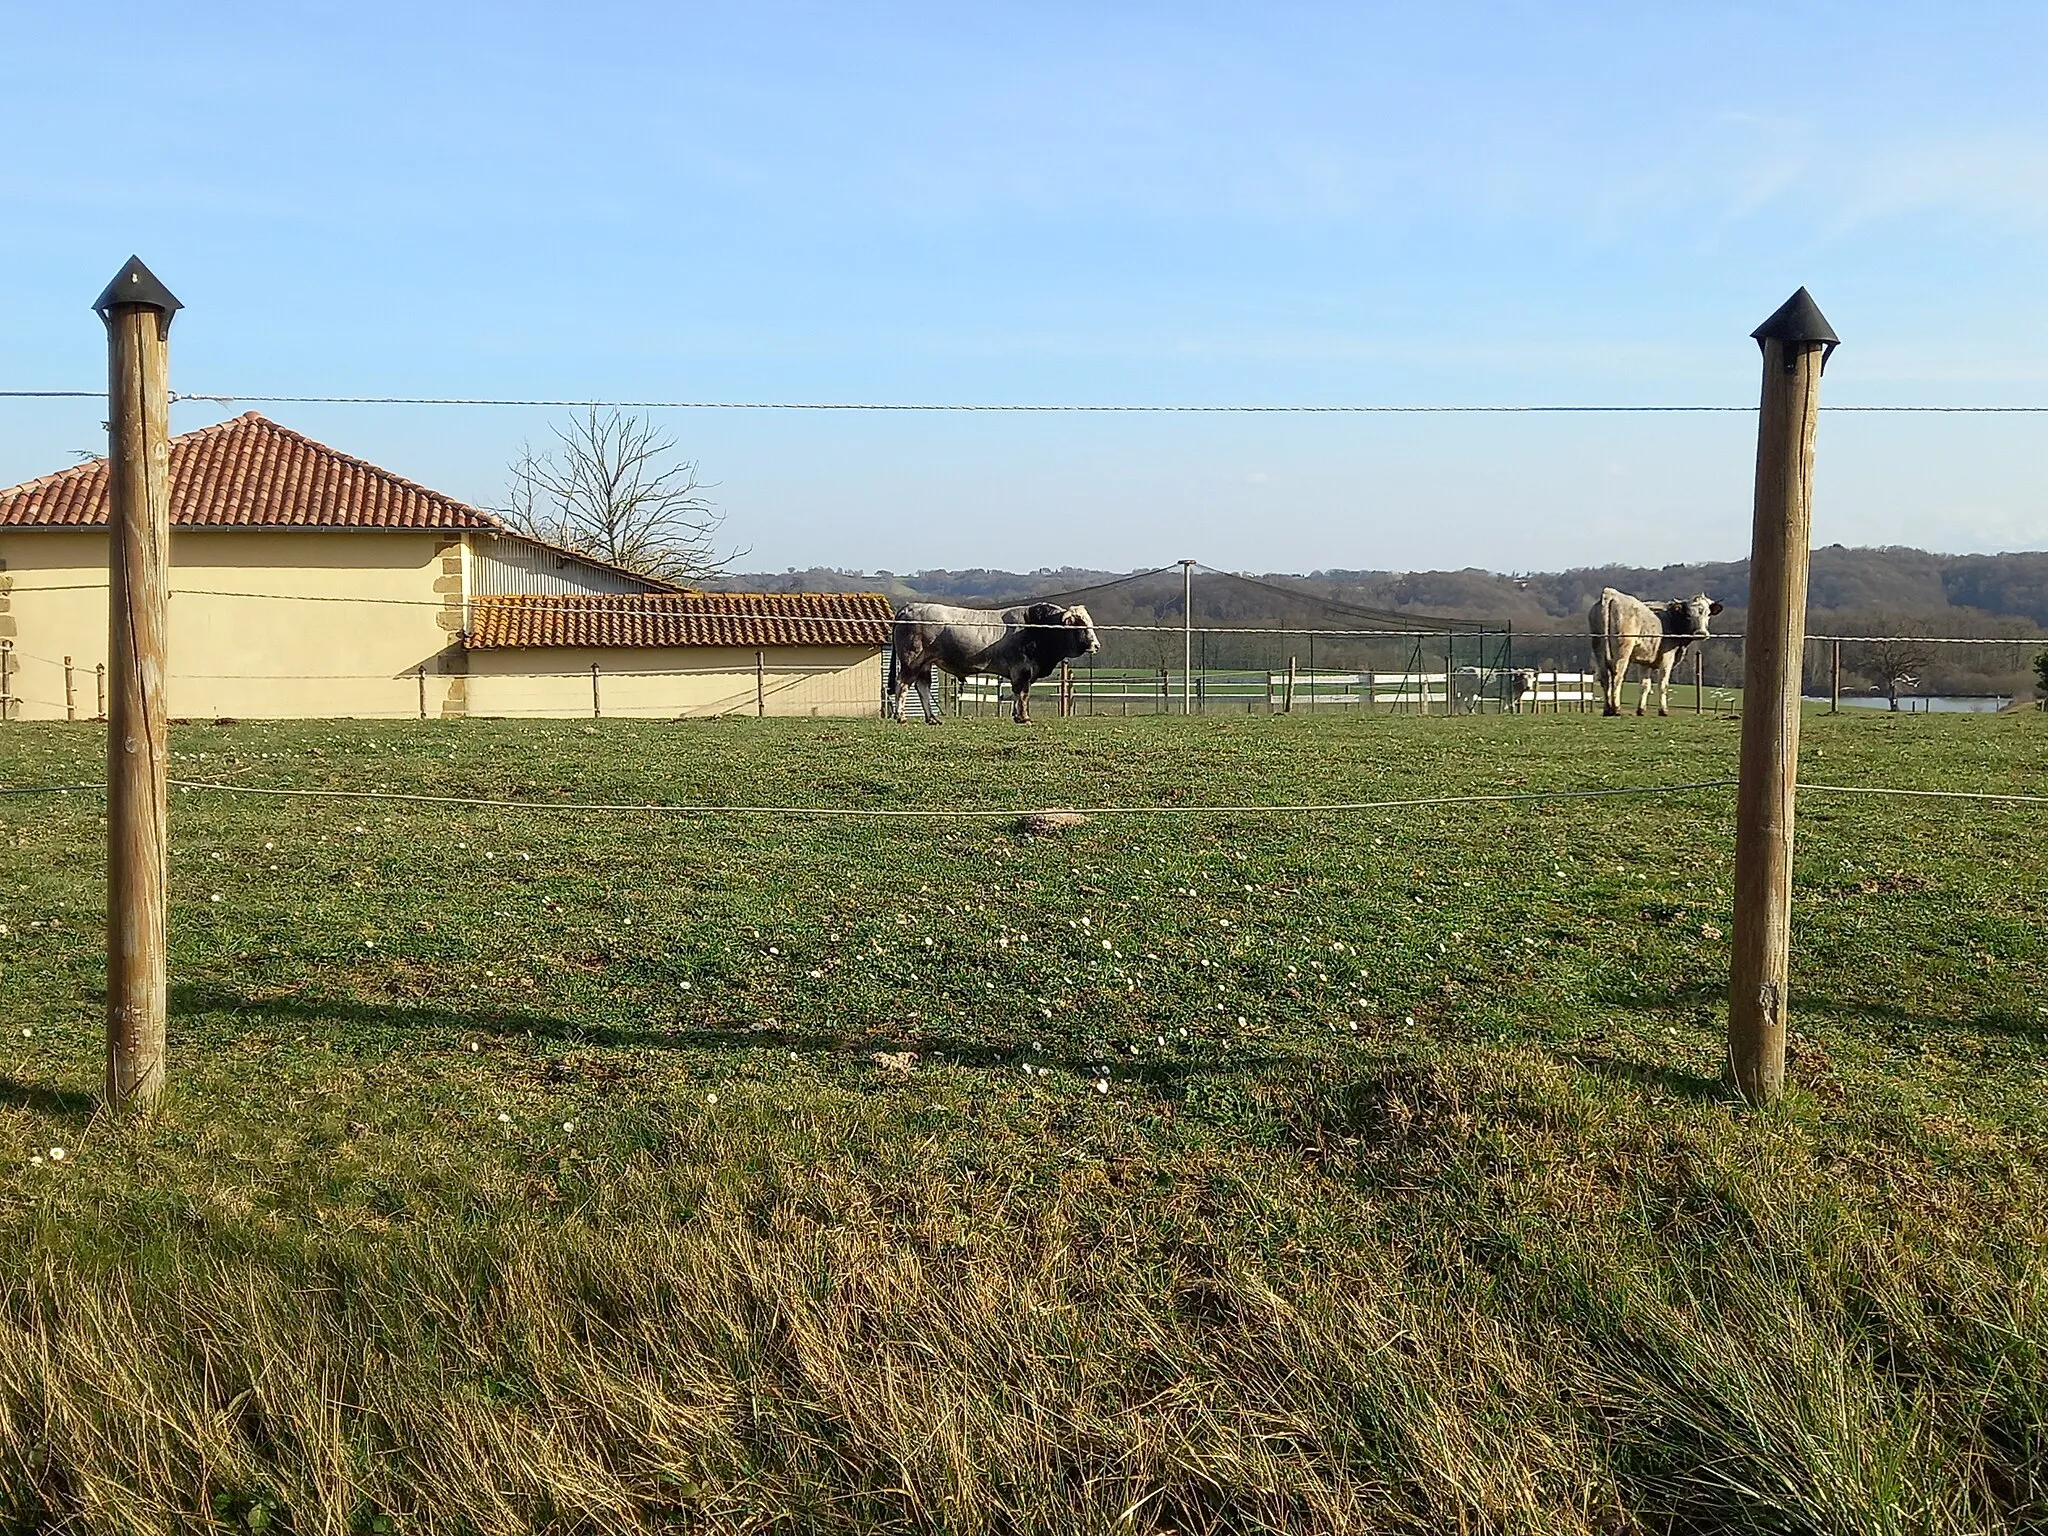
[1588,588,1723,716]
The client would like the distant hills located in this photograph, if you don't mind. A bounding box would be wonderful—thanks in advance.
[725,546,2048,698]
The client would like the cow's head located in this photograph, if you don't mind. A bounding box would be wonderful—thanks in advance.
[1023,602,1101,658]
[1063,603,1102,656]
[1663,595,1724,636]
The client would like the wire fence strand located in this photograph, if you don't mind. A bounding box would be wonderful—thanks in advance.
[6,776,2046,813]
[1,582,2039,648]
[8,388,2048,412]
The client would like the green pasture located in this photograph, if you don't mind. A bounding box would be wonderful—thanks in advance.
[1,712,2044,1535]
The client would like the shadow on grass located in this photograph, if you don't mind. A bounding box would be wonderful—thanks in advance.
[0,1074,98,1120]
[1564,1052,1729,1103]
[1799,994,2046,1043]
[1590,977,1727,1013]
[169,983,1286,1091]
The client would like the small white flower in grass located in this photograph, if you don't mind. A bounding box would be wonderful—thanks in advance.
[1095,1079,1108,1093]
[679,980,692,991]
[808,969,823,979]
[705,1093,718,1106]
[19,1028,31,1039]
[1236,1016,1246,1028]
[468,1041,480,1052]
[1404,1015,1416,1027]
[209,894,222,904]
[497,1112,511,1123]
[48,1147,66,1162]
[768,946,779,955]
[562,1121,576,1133]
[519,852,531,862]
[1101,939,1112,951]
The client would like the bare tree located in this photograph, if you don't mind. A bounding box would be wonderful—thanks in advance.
[1847,615,1936,711]
[502,409,743,584]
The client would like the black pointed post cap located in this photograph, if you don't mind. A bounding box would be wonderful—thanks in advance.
[1752,286,1837,363]
[92,256,182,322]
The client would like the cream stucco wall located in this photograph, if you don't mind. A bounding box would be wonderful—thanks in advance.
[466,646,884,719]
[0,530,884,722]
[0,529,464,720]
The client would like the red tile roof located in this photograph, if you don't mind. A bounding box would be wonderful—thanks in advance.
[0,412,504,531]
[466,592,894,650]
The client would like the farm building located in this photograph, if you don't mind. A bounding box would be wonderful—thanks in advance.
[0,412,890,720]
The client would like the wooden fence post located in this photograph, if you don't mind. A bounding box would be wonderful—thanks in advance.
[1285,655,1297,713]
[1830,639,1841,713]
[65,656,77,721]
[591,661,601,718]
[97,257,180,1114]
[0,640,12,722]
[755,649,766,717]
[1729,288,1836,1109]
[417,665,428,720]
[1694,647,1704,714]
[96,663,107,721]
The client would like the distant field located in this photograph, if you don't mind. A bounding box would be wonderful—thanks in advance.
[2,713,2045,1535]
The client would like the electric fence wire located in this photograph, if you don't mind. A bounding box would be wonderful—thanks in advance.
[6,389,2048,412]
[5,777,2047,811]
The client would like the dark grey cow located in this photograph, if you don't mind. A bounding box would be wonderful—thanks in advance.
[1588,588,1723,716]
[890,602,1101,724]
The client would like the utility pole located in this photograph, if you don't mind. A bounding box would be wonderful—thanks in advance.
[97,256,180,1114]
[1729,288,1836,1109]
[1179,559,1195,716]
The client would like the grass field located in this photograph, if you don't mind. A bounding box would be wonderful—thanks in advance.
[2,711,2045,1536]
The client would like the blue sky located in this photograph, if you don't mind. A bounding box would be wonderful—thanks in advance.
[3,1,2044,573]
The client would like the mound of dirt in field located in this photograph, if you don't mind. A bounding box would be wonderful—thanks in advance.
[1016,810,1090,836]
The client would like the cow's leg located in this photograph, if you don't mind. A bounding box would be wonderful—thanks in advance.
[1603,662,1624,716]
[1012,677,1031,724]
[915,672,942,724]
[889,666,910,722]
[1659,652,1681,715]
